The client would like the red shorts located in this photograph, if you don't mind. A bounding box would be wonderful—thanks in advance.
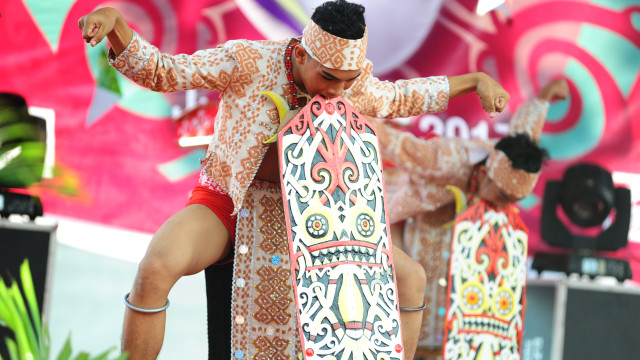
[185,184,237,245]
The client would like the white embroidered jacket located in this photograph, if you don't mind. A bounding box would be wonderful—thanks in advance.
[375,99,550,223]
[110,32,451,214]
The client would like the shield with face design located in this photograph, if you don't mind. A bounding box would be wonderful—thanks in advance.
[278,96,404,359]
[443,200,528,360]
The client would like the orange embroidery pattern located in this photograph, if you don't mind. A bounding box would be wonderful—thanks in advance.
[404,215,451,347]
[254,265,292,325]
[253,336,291,360]
[258,197,288,255]
[110,32,451,216]
[302,20,367,70]
[230,186,299,358]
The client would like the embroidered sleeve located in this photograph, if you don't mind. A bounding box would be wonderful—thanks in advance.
[376,118,497,222]
[508,98,550,142]
[108,32,238,93]
[371,117,472,184]
[384,168,458,223]
[349,62,449,118]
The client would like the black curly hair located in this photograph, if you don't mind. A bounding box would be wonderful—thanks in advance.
[495,133,549,173]
[311,0,366,40]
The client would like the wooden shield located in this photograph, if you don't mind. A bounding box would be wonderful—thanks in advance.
[278,95,404,359]
[443,200,528,360]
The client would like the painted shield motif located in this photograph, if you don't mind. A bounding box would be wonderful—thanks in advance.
[443,200,528,360]
[278,96,404,359]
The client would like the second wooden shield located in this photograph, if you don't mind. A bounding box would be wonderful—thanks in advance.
[443,200,528,360]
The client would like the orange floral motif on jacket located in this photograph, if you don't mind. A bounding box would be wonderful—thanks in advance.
[110,32,450,215]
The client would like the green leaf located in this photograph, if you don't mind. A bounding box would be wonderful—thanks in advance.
[88,346,117,360]
[0,277,18,330]
[0,142,46,187]
[1,261,126,360]
[20,260,44,356]
[71,352,89,360]
[5,282,33,360]
[114,352,129,360]
[42,322,51,359]
[55,336,73,360]
[96,48,122,96]
[5,337,19,360]
[8,282,38,359]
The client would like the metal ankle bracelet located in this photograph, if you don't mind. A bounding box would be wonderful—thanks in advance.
[123,292,170,313]
[399,303,427,311]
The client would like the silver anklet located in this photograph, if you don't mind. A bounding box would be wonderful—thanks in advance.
[399,303,427,311]
[123,292,170,313]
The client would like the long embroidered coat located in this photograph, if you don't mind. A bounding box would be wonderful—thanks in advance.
[376,98,550,348]
[109,32,451,215]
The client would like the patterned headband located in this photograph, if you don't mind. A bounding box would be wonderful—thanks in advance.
[487,150,541,200]
[301,20,367,70]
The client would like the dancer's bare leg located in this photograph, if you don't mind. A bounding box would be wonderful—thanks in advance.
[122,204,232,360]
[390,222,405,250]
[393,244,427,360]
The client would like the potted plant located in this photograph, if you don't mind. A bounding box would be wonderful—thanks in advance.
[0,259,127,360]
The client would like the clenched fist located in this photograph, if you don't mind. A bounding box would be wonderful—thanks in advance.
[474,73,510,118]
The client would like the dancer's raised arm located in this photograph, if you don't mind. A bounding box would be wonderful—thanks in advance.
[78,7,133,56]
[448,72,510,118]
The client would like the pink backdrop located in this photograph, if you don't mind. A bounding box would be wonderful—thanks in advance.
[1,0,639,279]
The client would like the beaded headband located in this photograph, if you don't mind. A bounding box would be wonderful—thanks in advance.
[301,20,367,70]
[487,150,540,200]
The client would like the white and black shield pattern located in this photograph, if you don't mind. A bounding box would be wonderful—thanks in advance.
[278,96,404,359]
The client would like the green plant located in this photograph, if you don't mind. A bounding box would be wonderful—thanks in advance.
[0,259,128,360]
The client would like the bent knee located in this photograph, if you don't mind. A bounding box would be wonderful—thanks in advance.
[134,253,182,294]
[397,259,427,295]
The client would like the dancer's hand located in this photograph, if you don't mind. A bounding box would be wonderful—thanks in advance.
[537,78,569,102]
[78,7,132,55]
[474,73,510,118]
[448,72,510,118]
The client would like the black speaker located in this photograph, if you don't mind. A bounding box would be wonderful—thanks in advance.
[0,220,56,359]
[523,279,640,360]
[0,189,44,220]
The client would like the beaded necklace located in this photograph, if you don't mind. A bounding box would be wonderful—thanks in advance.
[284,41,300,109]
[468,164,481,204]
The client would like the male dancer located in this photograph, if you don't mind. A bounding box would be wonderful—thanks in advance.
[79,1,510,358]
[372,78,568,355]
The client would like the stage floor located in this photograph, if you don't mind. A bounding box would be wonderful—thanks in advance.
[42,216,208,359]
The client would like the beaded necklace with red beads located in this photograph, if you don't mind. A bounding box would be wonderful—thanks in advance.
[284,41,300,110]
[468,164,481,204]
